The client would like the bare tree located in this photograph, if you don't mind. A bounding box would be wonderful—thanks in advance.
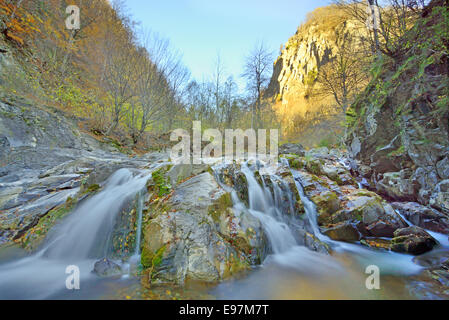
[101,27,139,135]
[334,0,431,57]
[212,52,225,127]
[242,42,273,130]
[222,76,238,128]
[317,33,369,114]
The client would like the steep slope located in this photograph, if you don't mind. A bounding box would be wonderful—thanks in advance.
[347,1,449,212]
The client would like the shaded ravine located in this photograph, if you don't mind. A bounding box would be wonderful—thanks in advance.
[0,168,153,299]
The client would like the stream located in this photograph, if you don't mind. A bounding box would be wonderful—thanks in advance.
[0,159,448,299]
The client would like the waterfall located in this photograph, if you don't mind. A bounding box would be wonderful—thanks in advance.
[283,159,423,276]
[134,190,145,256]
[293,174,327,242]
[240,164,297,254]
[0,168,151,299]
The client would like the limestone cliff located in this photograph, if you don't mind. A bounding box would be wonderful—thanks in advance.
[268,5,359,104]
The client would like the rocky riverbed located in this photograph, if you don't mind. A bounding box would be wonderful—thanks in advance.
[1,95,449,299]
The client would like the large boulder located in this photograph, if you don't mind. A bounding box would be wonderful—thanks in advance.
[391,226,438,255]
[166,163,210,187]
[322,221,361,242]
[330,190,407,238]
[92,258,122,277]
[140,172,267,285]
[376,170,418,201]
[279,143,305,156]
[311,190,341,225]
[429,180,449,214]
[392,202,449,234]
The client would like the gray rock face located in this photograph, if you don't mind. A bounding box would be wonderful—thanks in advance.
[323,222,361,242]
[437,157,449,180]
[279,143,305,156]
[166,163,210,187]
[0,94,169,245]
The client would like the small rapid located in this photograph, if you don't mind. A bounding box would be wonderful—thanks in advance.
[213,159,437,299]
[0,168,152,299]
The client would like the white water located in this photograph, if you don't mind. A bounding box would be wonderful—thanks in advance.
[238,163,344,274]
[0,168,151,299]
[213,160,435,299]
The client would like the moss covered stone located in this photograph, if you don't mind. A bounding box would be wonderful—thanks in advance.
[311,191,341,225]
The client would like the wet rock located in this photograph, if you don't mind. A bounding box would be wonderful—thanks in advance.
[437,157,449,180]
[360,238,391,250]
[376,171,417,201]
[330,190,407,237]
[392,202,449,234]
[279,143,305,156]
[166,163,210,186]
[322,221,361,242]
[311,190,340,225]
[358,164,373,179]
[366,221,398,238]
[413,251,449,268]
[322,164,354,186]
[391,226,438,255]
[429,180,449,214]
[141,172,267,285]
[92,258,122,277]
[334,190,385,225]
[296,230,329,254]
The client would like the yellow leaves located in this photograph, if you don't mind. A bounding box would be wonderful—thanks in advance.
[5,30,24,45]
[0,0,41,45]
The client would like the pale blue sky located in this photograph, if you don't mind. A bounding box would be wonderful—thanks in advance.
[125,0,330,90]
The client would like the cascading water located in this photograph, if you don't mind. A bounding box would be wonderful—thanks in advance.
[213,159,439,299]
[240,164,297,254]
[0,168,152,299]
[133,190,144,256]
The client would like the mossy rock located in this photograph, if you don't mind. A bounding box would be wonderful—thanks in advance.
[305,158,324,176]
[150,168,172,197]
[311,191,341,225]
[208,193,233,224]
[141,244,166,270]
[20,197,76,251]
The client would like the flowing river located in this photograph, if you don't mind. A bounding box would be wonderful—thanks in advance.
[0,159,447,299]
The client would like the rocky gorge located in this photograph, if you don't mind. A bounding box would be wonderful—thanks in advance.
[0,0,448,300]
[0,91,449,299]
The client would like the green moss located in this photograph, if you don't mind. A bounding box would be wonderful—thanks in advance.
[208,193,233,223]
[20,198,76,251]
[305,159,323,175]
[152,246,166,269]
[141,246,154,268]
[82,183,100,195]
[388,145,406,157]
[290,158,304,169]
[151,169,172,197]
[141,244,167,279]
